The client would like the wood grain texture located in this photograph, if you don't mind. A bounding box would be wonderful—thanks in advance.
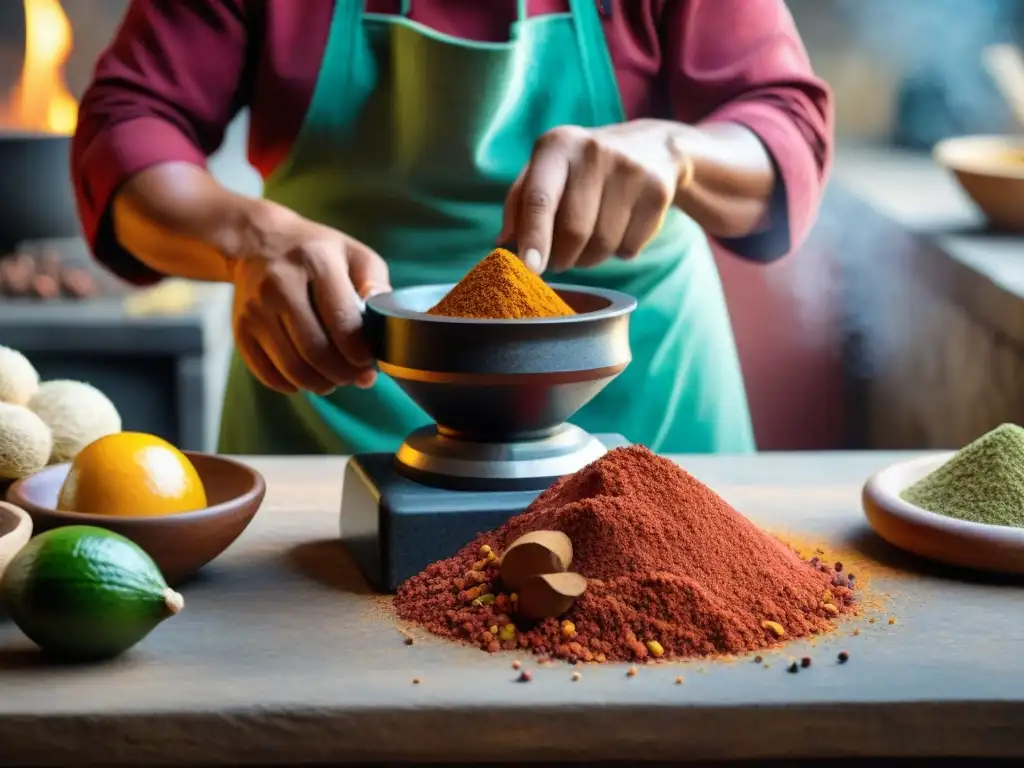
[2,452,1024,765]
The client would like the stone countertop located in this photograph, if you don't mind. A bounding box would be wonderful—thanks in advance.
[2,452,1024,765]
[831,145,1024,346]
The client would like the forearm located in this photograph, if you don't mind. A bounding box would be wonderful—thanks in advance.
[112,162,270,283]
[652,120,777,240]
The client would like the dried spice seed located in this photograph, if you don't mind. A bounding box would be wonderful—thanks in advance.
[412,678,421,685]
[753,655,763,664]
[800,657,812,668]
[675,676,684,685]
[834,562,843,573]
[518,670,532,683]
[512,660,521,670]
[888,617,897,625]
[787,661,800,673]
[626,666,638,677]
[571,671,581,682]
[838,651,849,664]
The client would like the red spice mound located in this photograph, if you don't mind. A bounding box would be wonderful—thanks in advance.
[395,446,855,662]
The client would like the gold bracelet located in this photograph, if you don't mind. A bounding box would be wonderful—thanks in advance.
[677,152,696,192]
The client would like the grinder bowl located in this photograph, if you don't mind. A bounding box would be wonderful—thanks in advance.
[364,284,636,442]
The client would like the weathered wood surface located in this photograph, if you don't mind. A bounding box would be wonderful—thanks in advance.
[2,452,1024,766]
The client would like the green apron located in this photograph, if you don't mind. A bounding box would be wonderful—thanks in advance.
[219,0,755,455]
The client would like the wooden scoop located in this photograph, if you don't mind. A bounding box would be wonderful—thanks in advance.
[517,572,588,621]
[498,530,573,592]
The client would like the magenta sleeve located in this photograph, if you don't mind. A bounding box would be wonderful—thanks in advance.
[71,0,251,284]
[662,0,834,262]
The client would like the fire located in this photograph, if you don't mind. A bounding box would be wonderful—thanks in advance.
[2,0,78,134]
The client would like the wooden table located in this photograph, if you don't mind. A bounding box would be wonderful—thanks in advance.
[2,452,1023,766]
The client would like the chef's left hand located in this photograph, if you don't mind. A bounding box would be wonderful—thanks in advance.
[499,121,686,274]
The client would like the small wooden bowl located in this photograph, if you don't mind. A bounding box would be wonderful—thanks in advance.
[0,501,32,583]
[934,135,1024,233]
[862,452,1024,574]
[5,452,265,586]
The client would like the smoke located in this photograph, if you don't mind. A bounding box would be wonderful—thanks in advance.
[828,0,1020,141]
[755,1,1022,388]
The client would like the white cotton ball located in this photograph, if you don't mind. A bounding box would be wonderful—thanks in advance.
[28,380,122,465]
[0,346,39,406]
[0,403,52,480]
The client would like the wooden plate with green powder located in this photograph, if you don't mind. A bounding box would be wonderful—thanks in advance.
[863,428,1024,574]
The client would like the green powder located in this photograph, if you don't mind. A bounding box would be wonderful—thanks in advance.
[900,423,1024,528]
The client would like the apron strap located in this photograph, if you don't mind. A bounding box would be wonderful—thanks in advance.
[400,0,411,16]
[516,0,528,23]
[568,0,624,124]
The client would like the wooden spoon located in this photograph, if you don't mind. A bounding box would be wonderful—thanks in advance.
[498,530,573,592]
[517,572,588,621]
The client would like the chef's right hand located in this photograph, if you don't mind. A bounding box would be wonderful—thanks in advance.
[229,205,390,396]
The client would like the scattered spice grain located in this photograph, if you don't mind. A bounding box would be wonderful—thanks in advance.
[395,446,855,663]
[837,651,849,664]
[427,248,575,320]
[626,666,638,677]
[675,676,684,685]
[518,670,532,683]
[753,656,763,664]
[900,424,1024,528]
[888,617,896,625]
[800,656,812,668]
[787,661,800,674]
[571,671,581,682]
[512,660,522,670]
[412,677,421,685]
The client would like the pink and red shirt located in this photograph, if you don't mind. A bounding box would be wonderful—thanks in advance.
[72,0,833,284]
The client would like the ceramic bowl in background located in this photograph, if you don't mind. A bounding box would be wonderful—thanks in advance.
[0,501,32,583]
[5,452,265,586]
[862,452,1024,574]
[933,135,1024,233]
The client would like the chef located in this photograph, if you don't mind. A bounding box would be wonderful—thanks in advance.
[72,0,832,455]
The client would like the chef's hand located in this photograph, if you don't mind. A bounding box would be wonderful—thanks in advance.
[499,121,688,274]
[230,205,390,396]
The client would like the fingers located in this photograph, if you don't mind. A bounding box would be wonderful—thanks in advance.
[549,153,605,273]
[576,169,642,269]
[253,315,336,395]
[235,329,296,395]
[514,133,571,274]
[308,241,384,375]
[619,183,671,260]
[346,239,391,298]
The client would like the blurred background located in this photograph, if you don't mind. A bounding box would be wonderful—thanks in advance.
[1,0,1023,454]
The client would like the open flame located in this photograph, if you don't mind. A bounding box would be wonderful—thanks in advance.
[1,0,78,134]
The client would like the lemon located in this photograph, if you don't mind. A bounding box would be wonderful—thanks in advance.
[57,432,207,517]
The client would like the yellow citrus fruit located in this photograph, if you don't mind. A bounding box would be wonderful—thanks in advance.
[57,432,207,517]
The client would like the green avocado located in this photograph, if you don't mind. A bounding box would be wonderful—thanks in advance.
[0,525,183,661]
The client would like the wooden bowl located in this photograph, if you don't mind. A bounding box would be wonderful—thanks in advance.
[862,452,1024,574]
[0,501,32,583]
[4,452,265,586]
[933,135,1024,233]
